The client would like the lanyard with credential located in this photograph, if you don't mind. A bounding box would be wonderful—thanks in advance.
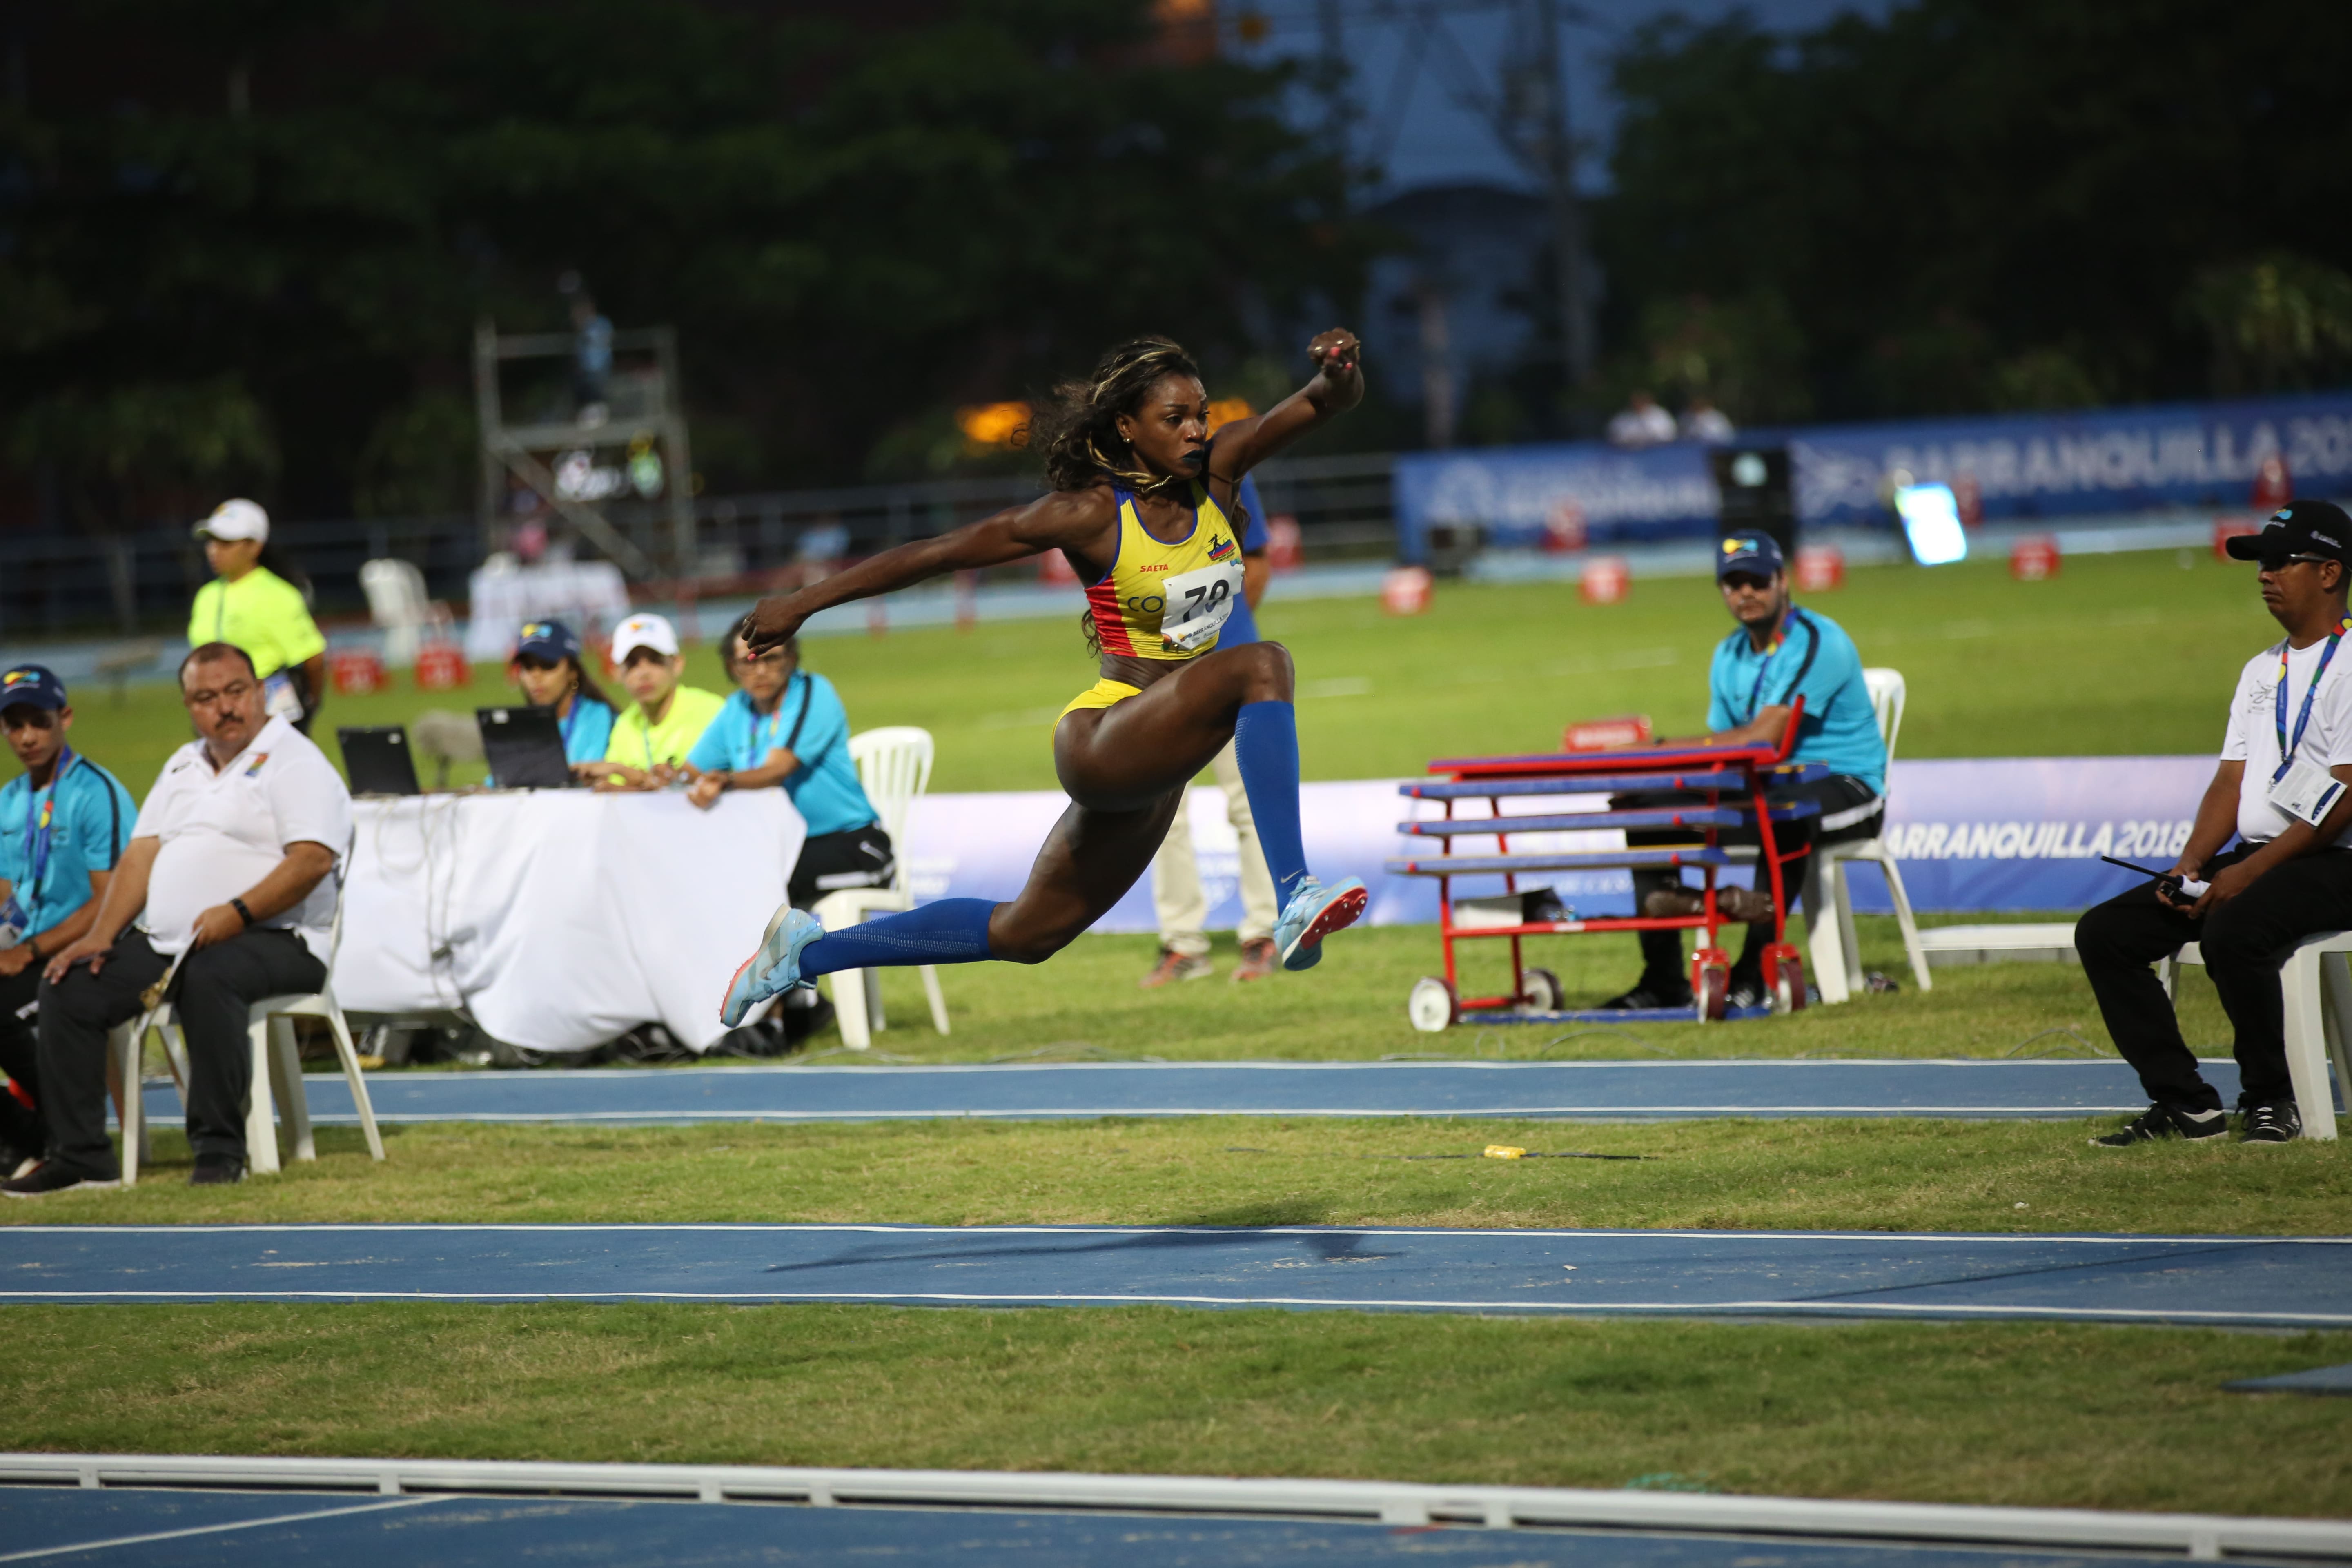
[2273,618,2352,782]
[748,676,813,772]
[19,747,76,899]
[1739,609,1809,724]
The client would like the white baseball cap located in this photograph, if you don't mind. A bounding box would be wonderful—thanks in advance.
[193,498,270,543]
[610,612,680,662]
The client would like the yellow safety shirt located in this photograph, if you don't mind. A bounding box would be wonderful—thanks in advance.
[187,567,325,679]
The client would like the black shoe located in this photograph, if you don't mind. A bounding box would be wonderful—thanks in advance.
[0,1161,120,1198]
[1599,983,1694,1011]
[189,1156,247,1186]
[2090,1102,2228,1147]
[1725,973,1767,1010]
[2240,1102,2303,1144]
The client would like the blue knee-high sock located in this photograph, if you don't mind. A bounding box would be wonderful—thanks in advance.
[802,898,997,976]
[1234,699,1310,905]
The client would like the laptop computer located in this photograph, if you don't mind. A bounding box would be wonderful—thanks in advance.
[477,706,576,790]
[339,726,420,797]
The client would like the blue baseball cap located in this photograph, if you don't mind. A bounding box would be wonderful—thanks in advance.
[1717,531,1785,581]
[0,664,67,713]
[514,620,581,662]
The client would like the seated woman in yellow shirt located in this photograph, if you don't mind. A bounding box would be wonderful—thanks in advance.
[578,612,726,790]
[187,499,328,732]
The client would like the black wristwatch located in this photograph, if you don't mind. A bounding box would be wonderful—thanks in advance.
[229,898,254,928]
[23,937,41,964]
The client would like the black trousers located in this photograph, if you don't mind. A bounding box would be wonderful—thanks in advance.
[1621,774,1884,989]
[2074,843,2352,1113]
[0,964,42,1156]
[39,928,326,1178]
[788,823,895,912]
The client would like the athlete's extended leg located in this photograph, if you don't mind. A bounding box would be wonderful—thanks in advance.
[720,796,1181,1025]
[1060,643,1363,971]
[722,641,1360,1023]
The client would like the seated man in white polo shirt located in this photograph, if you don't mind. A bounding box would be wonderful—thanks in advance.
[2,642,351,1194]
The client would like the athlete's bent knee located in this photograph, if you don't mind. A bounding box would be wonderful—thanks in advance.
[1238,640,1294,702]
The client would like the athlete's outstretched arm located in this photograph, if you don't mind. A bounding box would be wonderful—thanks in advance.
[1206,327,1364,484]
[742,489,1111,652]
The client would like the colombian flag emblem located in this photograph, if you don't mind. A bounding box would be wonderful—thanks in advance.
[1207,533,1236,563]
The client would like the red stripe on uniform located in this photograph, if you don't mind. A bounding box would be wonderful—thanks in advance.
[1087,577,1136,655]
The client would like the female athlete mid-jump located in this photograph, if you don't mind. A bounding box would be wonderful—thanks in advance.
[720,329,1369,1025]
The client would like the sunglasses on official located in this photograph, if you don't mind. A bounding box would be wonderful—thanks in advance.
[2258,552,2336,573]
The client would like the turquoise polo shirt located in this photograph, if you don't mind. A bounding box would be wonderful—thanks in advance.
[0,752,139,937]
[1706,606,1886,794]
[688,673,877,838]
[557,697,617,764]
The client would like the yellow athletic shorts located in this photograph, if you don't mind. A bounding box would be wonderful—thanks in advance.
[1060,678,1142,720]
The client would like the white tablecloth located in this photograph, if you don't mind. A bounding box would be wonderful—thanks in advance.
[335,791,805,1053]
[463,562,633,660]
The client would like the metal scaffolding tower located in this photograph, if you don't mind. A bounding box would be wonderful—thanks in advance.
[472,322,696,579]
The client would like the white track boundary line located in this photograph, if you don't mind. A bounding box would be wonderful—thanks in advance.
[11,1223,2346,1243]
[0,1496,436,1562]
[1,1453,2343,1559]
[0,1292,2345,1326]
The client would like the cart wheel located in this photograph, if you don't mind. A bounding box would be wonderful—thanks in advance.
[1764,943,1807,1014]
[1519,966,1564,1013]
[1692,948,1731,1023]
[1408,976,1458,1033]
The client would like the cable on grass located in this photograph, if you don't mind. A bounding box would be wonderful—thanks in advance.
[1222,1146,1653,1162]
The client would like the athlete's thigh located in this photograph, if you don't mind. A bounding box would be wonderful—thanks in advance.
[1055,652,1259,810]
[998,793,1184,952]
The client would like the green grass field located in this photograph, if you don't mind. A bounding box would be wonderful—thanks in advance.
[8,546,2349,1517]
[53,545,2274,794]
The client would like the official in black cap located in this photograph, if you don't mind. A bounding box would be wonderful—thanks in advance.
[2075,499,2352,1146]
[1601,530,1891,1012]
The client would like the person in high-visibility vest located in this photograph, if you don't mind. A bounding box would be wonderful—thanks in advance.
[187,500,328,733]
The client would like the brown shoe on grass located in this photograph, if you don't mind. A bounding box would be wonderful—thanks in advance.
[1140,948,1214,989]
[1230,938,1278,982]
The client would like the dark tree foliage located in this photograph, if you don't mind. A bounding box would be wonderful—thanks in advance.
[0,0,1359,527]
[1595,0,2352,423]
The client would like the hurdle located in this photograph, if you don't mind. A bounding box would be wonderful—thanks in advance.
[1388,702,1816,1030]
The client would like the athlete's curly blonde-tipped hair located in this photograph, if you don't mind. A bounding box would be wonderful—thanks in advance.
[1031,336,1205,494]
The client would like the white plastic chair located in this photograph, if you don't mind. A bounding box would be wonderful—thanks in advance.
[114,854,386,1182]
[2163,936,2348,1141]
[1801,667,1932,1004]
[812,726,950,1051]
[359,558,451,670]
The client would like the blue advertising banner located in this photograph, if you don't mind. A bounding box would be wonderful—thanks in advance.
[1391,391,2352,558]
[901,757,2219,934]
[1786,391,2352,529]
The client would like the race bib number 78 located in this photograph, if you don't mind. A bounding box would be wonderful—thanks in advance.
[1157,559,1247,651]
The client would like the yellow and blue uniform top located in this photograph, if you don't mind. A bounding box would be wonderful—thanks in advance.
[1082,481,1248,662]
[188,566,325,679]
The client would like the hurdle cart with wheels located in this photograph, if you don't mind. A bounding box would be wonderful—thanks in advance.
[1389,708,1821,1031]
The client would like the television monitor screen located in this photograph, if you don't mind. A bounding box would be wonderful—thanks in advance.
[1895,482,1968,566]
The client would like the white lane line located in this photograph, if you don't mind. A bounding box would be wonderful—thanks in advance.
[7,1224,2342,1243]
[0,1290,2344,1325]
[0,1496,437,1562]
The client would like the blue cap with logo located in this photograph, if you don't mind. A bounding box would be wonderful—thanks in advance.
[515,620,581,662]
[0,664,67,713]
[1717,531,1785,581]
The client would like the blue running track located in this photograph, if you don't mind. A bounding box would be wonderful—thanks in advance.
[0,1485,2256,1567]
[4,1224,2345,1327]
[141,1058,2284,1126]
